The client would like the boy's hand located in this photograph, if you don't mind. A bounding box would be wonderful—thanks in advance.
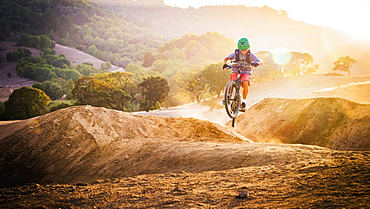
[223,64,229,69]
[251,62,259,67]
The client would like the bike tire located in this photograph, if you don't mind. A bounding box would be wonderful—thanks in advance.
[232,117,237,127]
[224,80,240,118]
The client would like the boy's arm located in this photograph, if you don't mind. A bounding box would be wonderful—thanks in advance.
[223,56,230,64]
[251,54,263,66]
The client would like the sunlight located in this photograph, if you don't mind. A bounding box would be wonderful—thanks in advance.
[272,49,292,66]
[30,118,42,135]
[314,81,370,93]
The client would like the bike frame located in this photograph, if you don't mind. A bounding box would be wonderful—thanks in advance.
[224,70,243,127]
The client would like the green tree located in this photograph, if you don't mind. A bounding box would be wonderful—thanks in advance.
[3,87,51,120]
[332,56,357,76]
[40,34,53,49]
[33,80,64,100]
[201,62,230,97]
[65,79,75,100]
[6,48,32,62]
[74,63,102,76]
[101,62,112,71]
[0,101,5,118]
[176,68,207,103]
[72,75,132,110]
[42,9,57,31]
[138,76,169,112]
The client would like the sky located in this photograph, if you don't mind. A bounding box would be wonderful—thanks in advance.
[163,0,370,41]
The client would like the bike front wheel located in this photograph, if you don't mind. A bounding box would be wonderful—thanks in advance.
[224,80,240,118]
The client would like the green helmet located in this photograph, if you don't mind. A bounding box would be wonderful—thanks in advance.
[237,38,250,50]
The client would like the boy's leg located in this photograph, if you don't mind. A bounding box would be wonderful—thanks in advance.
[242,82,249,100]
[241,74,251,100]
[240,74,251,111]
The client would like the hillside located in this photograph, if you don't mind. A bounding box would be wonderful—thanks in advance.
[54,44,124,72]
[0,42,42,101]
[0,104,369,208]
[0,42,123,102]
[89,0,370,75]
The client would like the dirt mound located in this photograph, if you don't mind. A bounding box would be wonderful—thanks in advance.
[1,106,369,208]
[232,97,370,151]
[0,105,252,187]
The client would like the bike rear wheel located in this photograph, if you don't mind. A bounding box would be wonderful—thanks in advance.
[232,117,237,127]
[224,80,240,119]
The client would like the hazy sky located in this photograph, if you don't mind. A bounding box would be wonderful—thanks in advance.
[163,0,370,41]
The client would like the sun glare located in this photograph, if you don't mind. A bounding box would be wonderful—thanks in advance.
[272,49,292,66]
[164,0,370,41]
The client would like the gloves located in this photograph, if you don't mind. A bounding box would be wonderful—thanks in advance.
[251,62,259,67]
[223,64,229,69]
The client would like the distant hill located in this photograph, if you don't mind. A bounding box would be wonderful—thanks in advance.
[54,44,124,72]
[89,0,370,75]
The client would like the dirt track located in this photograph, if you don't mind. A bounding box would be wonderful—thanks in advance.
[0,104,369,208]
[1,150,369,208]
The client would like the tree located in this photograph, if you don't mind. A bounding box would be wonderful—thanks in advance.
[101,62,112,71]
[176,68,208,103]
[6,48,32,62]
[138,76,169,112]
[33,81,64,100]
[200,63,230,97]
[86,45,98,55]
[253,51,281,82]
[74,63,102,76]
[332,56,357,76]
[0,101,5,118]
[3,87,50,120]
[142,51,156,67]
[40,35,53,49]
[72,76,132,110]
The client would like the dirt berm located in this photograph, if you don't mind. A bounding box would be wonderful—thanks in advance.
[232,97,370,151]
[0,103,370,208]
[0,105,250,187]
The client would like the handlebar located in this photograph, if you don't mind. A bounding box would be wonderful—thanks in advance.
[223,62,259,69]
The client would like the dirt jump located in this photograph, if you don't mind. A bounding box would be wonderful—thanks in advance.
[0,101,369,208]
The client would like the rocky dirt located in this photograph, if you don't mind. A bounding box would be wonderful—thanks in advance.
[1,150,369,208]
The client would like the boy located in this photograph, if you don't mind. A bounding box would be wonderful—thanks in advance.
[223,37,263,111]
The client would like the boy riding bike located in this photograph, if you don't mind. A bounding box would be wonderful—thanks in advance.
[223,37,263,111]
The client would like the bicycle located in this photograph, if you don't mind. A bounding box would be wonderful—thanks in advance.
[224,66,244,127]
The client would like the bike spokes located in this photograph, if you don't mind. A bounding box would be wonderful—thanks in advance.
[224,81,240,119]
